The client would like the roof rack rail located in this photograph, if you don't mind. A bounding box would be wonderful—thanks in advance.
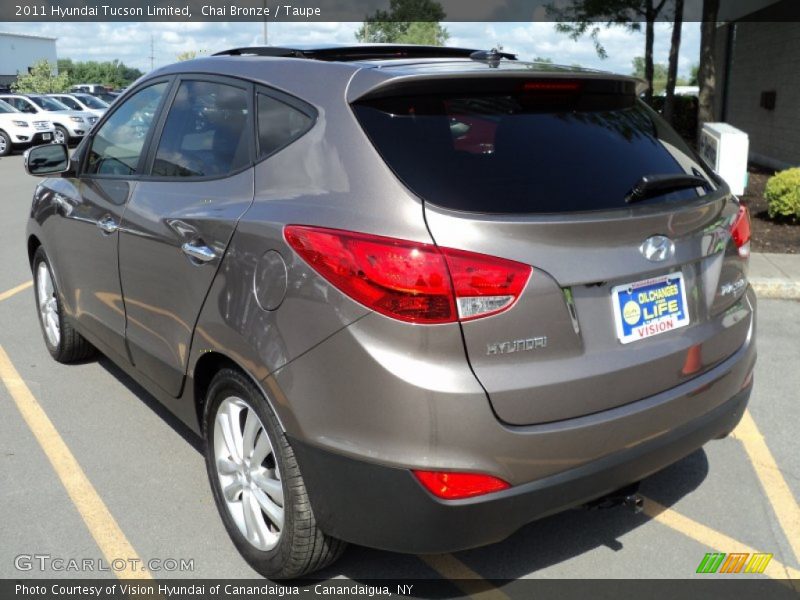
[212,45,517,62]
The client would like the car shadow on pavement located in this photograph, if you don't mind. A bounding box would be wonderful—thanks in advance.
[96,353,710,590]
[318,449,710,591]
[96,355,204,454]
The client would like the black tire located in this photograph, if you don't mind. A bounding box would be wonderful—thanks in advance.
[32,246,95,363]
[53,125,69,146]
[203,368,346,579]
[0,130,11,156]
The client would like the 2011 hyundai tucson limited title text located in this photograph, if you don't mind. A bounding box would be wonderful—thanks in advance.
[23,45,756,579]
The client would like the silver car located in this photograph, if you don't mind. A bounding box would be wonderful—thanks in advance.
[1,93,98,144]
[23,45,756,579]
[47,92,109,117]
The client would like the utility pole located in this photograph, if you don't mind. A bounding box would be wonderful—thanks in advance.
[149,35,155,71]
[263,0,268,45]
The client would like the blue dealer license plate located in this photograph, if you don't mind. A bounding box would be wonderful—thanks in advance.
[611,273,689,344]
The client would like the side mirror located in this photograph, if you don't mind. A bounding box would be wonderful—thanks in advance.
[24,144,70,177]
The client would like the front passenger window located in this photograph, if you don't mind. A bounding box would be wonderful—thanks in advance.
[63,97,82,110]
[152,80,251,178]
[85,82,168,176]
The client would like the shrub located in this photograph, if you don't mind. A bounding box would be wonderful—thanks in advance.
[647,95,698,143]
[765,168,800,221]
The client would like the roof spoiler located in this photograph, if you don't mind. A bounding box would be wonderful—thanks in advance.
[213,45,517,62]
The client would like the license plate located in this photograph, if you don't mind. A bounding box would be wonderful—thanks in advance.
[42,133,51,140]
[611,273,689,344]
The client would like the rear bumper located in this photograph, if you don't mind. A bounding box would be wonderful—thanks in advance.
[291,381,751,554]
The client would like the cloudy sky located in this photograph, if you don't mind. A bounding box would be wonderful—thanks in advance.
[0,21,700,78]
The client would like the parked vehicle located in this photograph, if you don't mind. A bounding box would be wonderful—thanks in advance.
[93,91,120,105]
[0,98,54,156]
[23,45,756,579]
[47,93,109,117]
[70,83,107,95]
[0,94,97,145]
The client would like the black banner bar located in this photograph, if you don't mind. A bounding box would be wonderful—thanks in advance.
[3,0,800,22]
[3,578,800,600]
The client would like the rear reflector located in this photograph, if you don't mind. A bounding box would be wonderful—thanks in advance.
[284,226,531,324]
[413,470,511,500]
[730,205,751,259]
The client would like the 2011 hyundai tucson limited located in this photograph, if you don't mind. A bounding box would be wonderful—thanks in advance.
[23,45,756,579]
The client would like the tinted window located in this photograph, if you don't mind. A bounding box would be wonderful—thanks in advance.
[30,96,69,111]
[3,97,36,113]
[0,100,16,113]
[86,82,168,176]
[354,88,713,214]
[257,93,312,158]
[75,94,108,109]
[55,96,81,110]
[152,80,251,178]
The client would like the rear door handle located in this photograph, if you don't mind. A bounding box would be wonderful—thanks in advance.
[96,215,118,234]
[181,241,217,263]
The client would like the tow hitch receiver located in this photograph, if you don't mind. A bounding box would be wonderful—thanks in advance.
[583,483,644,513]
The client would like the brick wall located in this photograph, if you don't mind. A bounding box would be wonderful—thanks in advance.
[721,22,800,168]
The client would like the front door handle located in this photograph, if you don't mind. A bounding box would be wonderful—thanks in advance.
[181,241,217,263]
[97,215,118,234]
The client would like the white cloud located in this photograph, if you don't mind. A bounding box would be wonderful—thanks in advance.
[0,20,700,77]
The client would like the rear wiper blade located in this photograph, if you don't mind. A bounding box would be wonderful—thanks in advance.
[625,174,709,204]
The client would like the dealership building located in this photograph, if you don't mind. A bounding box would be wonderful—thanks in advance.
[0,32,57,89]
[716,0,800,169]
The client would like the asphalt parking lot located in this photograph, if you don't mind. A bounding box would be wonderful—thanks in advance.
[0,151,798,595]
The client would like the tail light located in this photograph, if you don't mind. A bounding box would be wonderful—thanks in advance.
[413,470,510,500]
[284,226,531,324]
[730,205,751,259]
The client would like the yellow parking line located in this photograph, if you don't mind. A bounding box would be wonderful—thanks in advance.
[0,345,151,580]
[0,280,32,303]
[642,496,800,586]
[420,554,510,600]
[732,410,800,564]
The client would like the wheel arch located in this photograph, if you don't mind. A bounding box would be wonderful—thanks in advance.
[27,234,42,267]
[191,351,287,437]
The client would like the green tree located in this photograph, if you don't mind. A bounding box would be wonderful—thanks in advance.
[57,58,143,89]
[688,64,699,86]
[697,0,719,140]
[547,0,668,103]
[663,0,684,123]
[12,60,70,93]
[176,50,208,61]
[355,0,449,45]
[632,55,668,95]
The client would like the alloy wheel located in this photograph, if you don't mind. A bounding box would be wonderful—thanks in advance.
[36,261,60,348]
[214,396,284,551]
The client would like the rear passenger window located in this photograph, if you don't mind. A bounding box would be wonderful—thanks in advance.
[257,93,312,159]
[152,80,251,178]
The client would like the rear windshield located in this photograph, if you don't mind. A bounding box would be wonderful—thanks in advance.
[353,85,713,214]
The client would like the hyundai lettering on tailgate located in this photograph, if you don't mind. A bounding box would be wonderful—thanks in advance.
[611,273,689,344]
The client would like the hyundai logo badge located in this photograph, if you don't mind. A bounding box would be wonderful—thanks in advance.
[640,235,675,262]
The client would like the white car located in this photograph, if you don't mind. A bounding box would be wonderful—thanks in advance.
[0,94,98,145]
[47,93,109,117]
[0,98,55,156]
